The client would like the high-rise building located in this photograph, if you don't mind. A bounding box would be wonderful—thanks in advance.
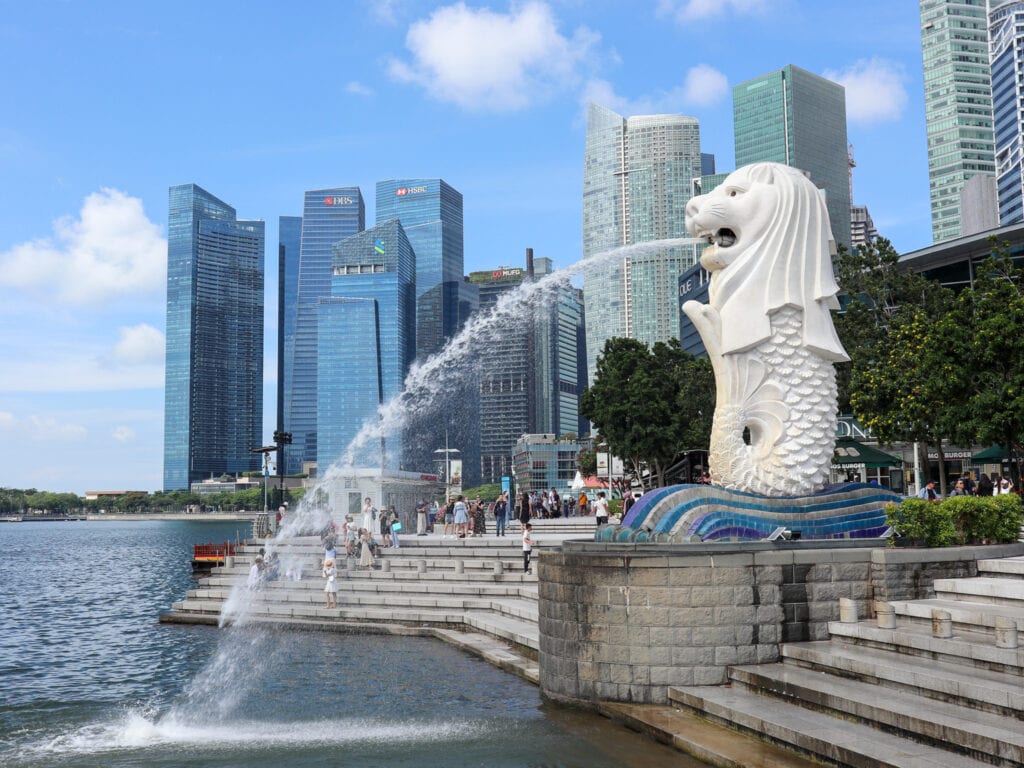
[921,0,996,242]
[532,259,585,439]
[375,178,480,486]
[289,188,365,474]
[277,215,301,456]
[375,179,465,359]
[163,184,264,491]
[850,205,879,250]
[733,64,851,251]
[468,262,534,483]
[990,1,1024,224]
[582,103,702,382]
[317,219,416,472]
[468,252,586,484]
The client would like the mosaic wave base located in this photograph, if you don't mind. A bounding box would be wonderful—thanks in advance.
[600,482,900,543]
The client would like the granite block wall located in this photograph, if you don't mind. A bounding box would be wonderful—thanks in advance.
[538,540,1024,705]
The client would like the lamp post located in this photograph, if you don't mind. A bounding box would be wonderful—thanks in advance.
[433,431,461,500]
[251,445,278,519]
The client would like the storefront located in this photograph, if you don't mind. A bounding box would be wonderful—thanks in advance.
[830,437,904,492]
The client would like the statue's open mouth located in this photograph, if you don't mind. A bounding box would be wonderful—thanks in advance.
[705,228,737,248]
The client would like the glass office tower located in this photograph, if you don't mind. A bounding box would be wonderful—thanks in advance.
[317,219,416,472]
[277,215,302,465]
[582,103,701,383]
[375,178,479,486]
[164,184,264,491]
[375,179,465,359]
[921,0,996,242]
[991,1,1024,225]
[289,188,364,474]
[733,64,851,251]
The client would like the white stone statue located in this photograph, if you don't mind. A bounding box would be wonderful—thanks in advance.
[683,163,849,496]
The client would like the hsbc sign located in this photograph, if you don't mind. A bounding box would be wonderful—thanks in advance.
[324,196,354,206]
[395,185,428,197]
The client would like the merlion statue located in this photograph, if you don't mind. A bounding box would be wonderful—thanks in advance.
[683,163,849,496]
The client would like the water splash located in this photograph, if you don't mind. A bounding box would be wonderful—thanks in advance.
[218,237,702,622]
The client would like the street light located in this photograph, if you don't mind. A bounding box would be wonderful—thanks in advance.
[251,445,278,514]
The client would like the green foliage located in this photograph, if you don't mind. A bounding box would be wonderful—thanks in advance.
[887,498,957,547]
[577,448,597,477]
[888,495,1023,547]
[580,337,714,490]
[461,483,501,501]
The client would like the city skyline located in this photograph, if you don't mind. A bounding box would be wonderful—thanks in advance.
[1,1,928,493]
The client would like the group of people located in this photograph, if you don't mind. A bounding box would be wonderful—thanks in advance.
[918,471,1016,500]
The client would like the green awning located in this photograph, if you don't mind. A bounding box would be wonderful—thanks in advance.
[971,445,1008,462]
[832,438,903,468]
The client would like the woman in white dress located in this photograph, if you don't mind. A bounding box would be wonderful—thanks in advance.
[323,559,337,608]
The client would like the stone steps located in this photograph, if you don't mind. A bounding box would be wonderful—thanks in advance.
[725,662,1024,765]
[668,684,991,768]
[783,638,1024,715]
[980,555,1024,578]
[887,596,1024,632]
[827,619,1024,677]
[168,534,543,651]
[934,576,1024,606]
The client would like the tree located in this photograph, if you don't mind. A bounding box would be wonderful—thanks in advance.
[577,448,597,477]
[836,238,956,491]
[580,337,714,489]
[938,252,1024,484]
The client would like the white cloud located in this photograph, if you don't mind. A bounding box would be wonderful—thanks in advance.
[346,81,374,96]
[683,64,729,106]
[582,64,727,117]
[0,188,166,306]
[823,58,908,125]
[0,413,89,442]
[388,1,599,111]
[658,0,772,21]
[111,324,165,367]
[112,426,136,443]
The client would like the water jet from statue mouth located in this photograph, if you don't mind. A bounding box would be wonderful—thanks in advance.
[705,228,736,248]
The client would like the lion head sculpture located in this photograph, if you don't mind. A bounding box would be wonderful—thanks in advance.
[685,163,848,362]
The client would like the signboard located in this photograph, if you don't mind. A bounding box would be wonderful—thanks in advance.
[449,459,463,496]
[324,196,354,206]
[395,185,428,197]
[501,476,511,498]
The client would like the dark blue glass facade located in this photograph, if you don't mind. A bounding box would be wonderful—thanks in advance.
[163,184,264,491]
[278,215,301,459]
[317,219,416,472]
[375,178,479,485]
[289,188,365,474]
[375,179,464,359]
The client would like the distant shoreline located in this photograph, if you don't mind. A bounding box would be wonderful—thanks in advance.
[0,513,259,523]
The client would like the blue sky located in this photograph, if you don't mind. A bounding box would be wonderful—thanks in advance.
[0,0,928,494]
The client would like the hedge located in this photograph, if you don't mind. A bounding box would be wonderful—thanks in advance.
[887,495,1024,547]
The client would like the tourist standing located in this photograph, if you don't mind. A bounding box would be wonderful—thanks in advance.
[472,496,486,536]
[416,499,427,536]
[917,481,938,500]
[949,479,968,497]
[493,492,508,537]
[999,476,1015,495]
[391,507,402,549]
[359,530,375,568]
[361,497,377,534]
[323,559,337,608]
[594,491,609,526]
[453,495,470,538]
[578,491,588,516]
[522,523,535,574]
[548,488,561,518]
[443,497,456,538]
[978,474,995,497]
[519,491,531,527]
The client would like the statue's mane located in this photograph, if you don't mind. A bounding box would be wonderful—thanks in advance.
[710,163,848,362]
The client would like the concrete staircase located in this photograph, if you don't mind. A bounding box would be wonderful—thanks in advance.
[166,519,594,653]
[672,555,1024,767]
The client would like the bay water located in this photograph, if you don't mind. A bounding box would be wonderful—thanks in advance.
[0,520,701,767]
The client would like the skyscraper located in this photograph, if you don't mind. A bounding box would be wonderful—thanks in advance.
[164,184,264,491]
[921,0,996,242]
[990,1,1024,224]
[582,103,702,382]
[317,219,416,472]
[289,188,365,474]
[375,179,465,359]
[375,178,480,486]
[733,64,851,251]
[468,252,586,484]
[277,215,301,457]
